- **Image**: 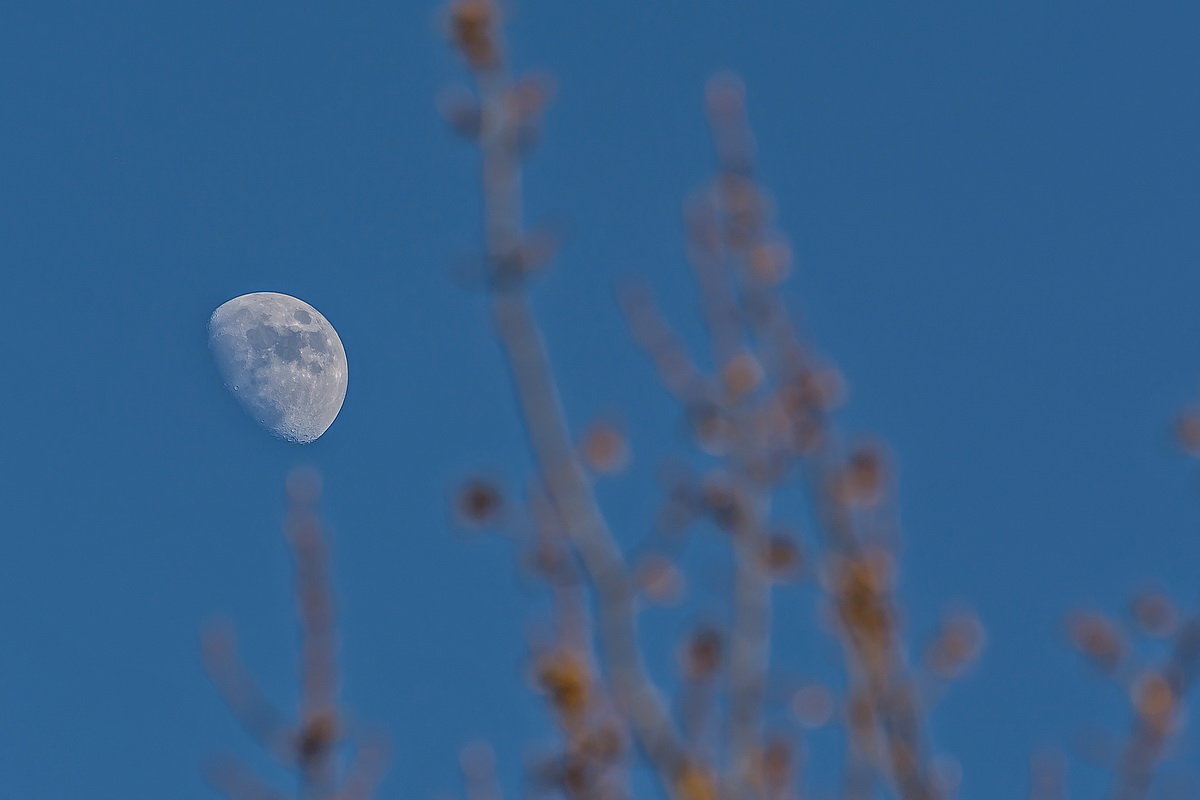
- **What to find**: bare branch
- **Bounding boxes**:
[446,2,689,794]
[205,468,385,800]
[201,621,295,764]
[205,755,292,800]
[285,467,341,799]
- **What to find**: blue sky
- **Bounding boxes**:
[4,1,1200,797]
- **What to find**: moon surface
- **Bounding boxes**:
[209,292,348,444]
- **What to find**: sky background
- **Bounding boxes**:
[4,1,1200,797]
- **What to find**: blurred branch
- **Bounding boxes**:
[444,6,958,800]
[287,469,340,799]
[206,755,293,800]
[446,1,688,795]
[704,74,942,800]
[202,621,294,764]
[339,736,391,800]
[1111,616,1200,800]
[204,468,386,800]
[618,281,704,403]
[697,76,776,800]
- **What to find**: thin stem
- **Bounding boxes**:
[287,475,339,800]
[457,12,689,793]
[489,291,686,783]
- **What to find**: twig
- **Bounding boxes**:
[1111,617,1200,800]
[202,621,294,764]
[698,76,776,800]
[446,2,688,794]
[204,468,386,800]
[286,468,340,799]
[205,755,293,800]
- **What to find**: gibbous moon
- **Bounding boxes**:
[209,292,348,444]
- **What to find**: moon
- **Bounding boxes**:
[208,292,348,444]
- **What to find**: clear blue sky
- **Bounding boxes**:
[4,1,1200,797]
